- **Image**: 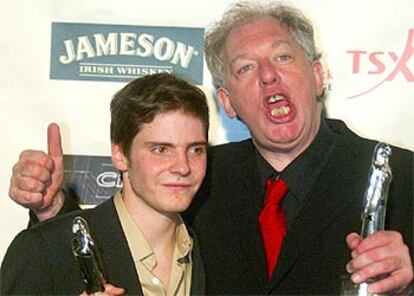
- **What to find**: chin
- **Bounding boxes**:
[164,200,193,214]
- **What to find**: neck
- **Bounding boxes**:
[132,209,177,252]
[122,185,178,252]
[120,183,180,287]
[258,149,299,172]
[255,117,321,171]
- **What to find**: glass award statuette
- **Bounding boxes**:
[360,143,392,238]
[72,216,106,293]
[341,142,392,296]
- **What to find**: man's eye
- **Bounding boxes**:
[190,146,206,155]
[237,64,253,75]
[276,54,292,63]
[152,146,167,154]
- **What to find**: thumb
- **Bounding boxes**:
[47,122,63,158]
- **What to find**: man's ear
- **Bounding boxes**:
[111,143,128,172]
[217,87,237,118]
[312,60,325,97]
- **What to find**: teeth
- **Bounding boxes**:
[271,106,290,116]
[268,95,284,103]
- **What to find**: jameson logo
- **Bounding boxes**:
[50,22,204,84]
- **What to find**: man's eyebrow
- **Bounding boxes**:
[271,39,292,49]
[145,142,174,147]
[189,141,208,147]
[145,141,207,147]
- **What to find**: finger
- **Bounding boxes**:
[347,241,392,273]
[14,174,47,193]
[47,123,63,158]
[94,290,123,296]
[13,161,52,183]
[350,256,403,284]
[103,283,125,296]
[346,232,363,259]
[18,150,54,172]
[8,187,44,208]
[367,268,413,294]
[346,232,362,250]
[355,231,401,254]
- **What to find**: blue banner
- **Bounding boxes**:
[50,22,204,84]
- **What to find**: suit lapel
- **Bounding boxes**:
[189,229,206,295]
[86,199,207,295]
[268,167,346,289]
[267,136,366,292]
[87,199,144,295]
[227,148,268,290]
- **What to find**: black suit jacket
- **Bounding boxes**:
[1,198,205,295]
[186,119,413,295]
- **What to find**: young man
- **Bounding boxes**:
[7,1,414,295]
[1,73,208,295]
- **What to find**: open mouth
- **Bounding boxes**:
[267,95,291,117]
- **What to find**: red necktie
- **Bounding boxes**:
[259,177,288,281]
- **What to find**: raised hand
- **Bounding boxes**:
[9,123,66,221]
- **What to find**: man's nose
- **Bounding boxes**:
[170,153,191,176]
[259,60,280,86]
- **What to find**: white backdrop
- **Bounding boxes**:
[1,0,413,261]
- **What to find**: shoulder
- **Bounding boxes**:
[208,138,255,164]
[326,118,413,158]
[5,198,115,255]
[3,207,84,262]
[1,199,115,294]
[324,119,413,199]
[326,118,374,147]
[0,210,79,293]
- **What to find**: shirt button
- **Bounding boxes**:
[152,277,160,285]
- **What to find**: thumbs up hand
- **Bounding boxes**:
[9,123,66,222]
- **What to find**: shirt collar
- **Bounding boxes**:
[175,215,193,264]
[256,118,336,203]
[113,190,193,270]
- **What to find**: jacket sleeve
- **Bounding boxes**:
[28,189,81,228]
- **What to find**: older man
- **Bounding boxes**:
[7,1,413,295]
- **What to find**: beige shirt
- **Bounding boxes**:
[114,191,193,296]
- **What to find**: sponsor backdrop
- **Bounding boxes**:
[0,0,413,261]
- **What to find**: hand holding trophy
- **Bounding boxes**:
[341,142,392,296]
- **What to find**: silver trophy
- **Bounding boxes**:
[341,142,392,296]
[72,216,106,293]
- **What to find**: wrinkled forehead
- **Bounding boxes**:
[221,18,295,56]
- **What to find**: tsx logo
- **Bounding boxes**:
[50,22,204,84]
[347,28,414,98]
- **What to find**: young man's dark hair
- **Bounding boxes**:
[110,73,209,157]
